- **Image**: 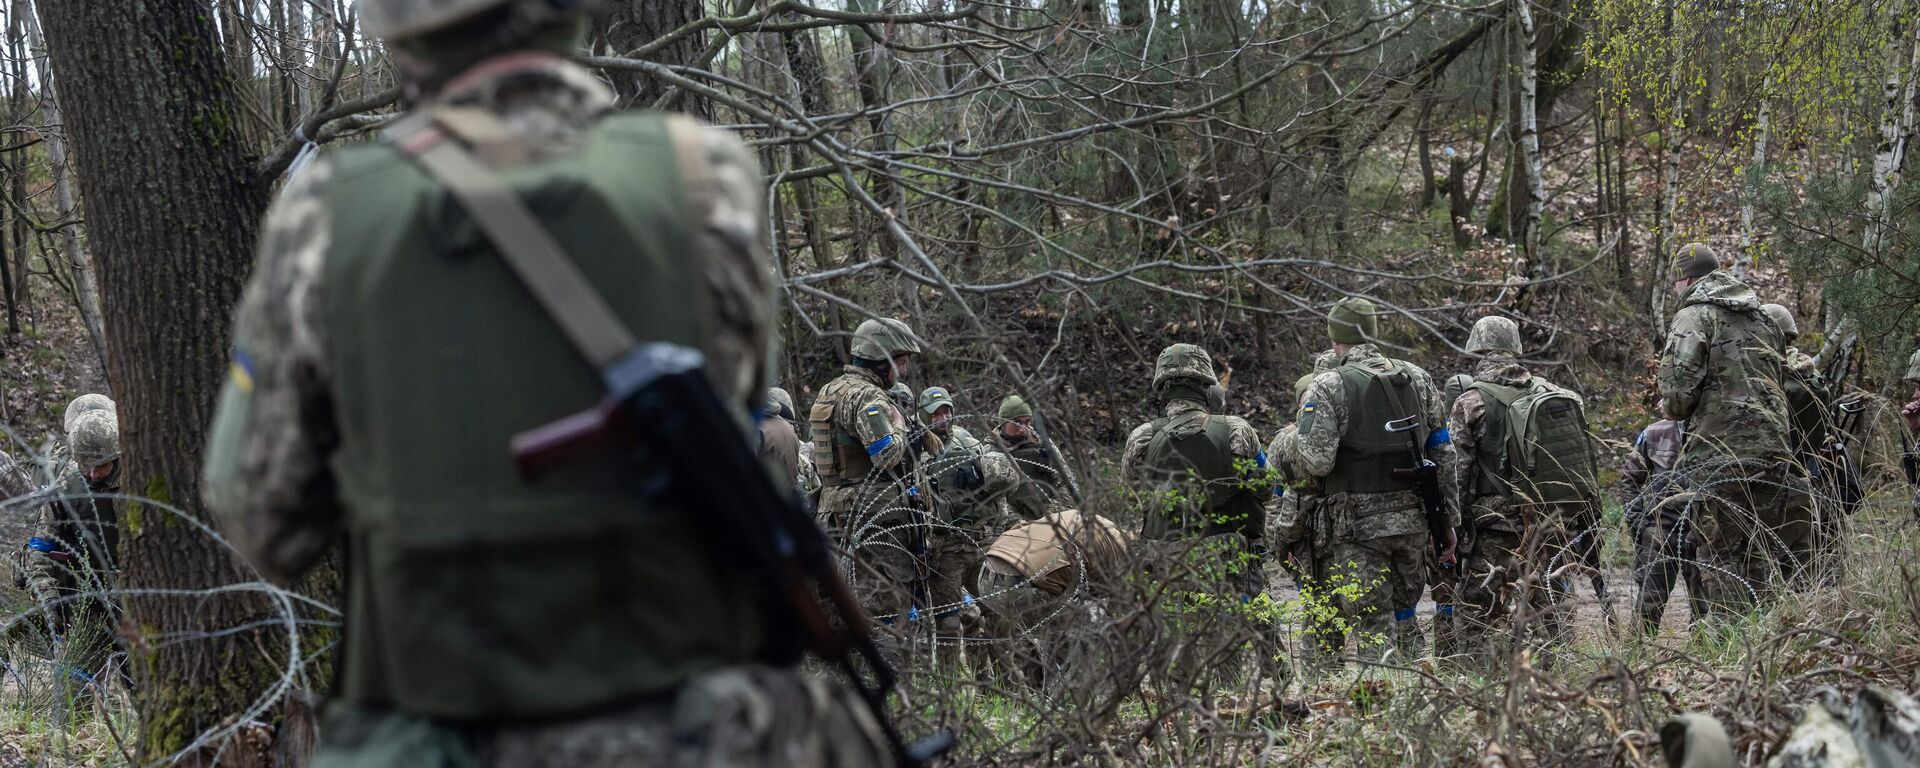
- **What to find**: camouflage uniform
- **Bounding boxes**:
[1448,355,1588,661]
[1119,345,1267,547]
[27,409,122,699]
[1764,305,1840,587]
[810,362,924,618]
[759,389,803,495]
[1657,267,1808,616]
[976,510,1131,690]
[1618,418,1701,634]
[1275,331,1458,661]
[915,386,1020,631]
[200,16,887,764]
[993,395,1080,521]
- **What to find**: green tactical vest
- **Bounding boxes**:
[1467,379,1596,507]
[322,111,763,721]
[1324,358,1421,494]
[1139,412,1261,540]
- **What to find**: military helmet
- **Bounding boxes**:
[1151,343,1218,391]
[888,383,917,414]
[849,318,922,363]
[998,395,1034,421]
[920,386,956,417]
[1761,304,1797,339]
[1671,242,1719,281]
[1903,349,1920,385]
[765,387,796,420]
[1465,316,1523,355]
[62,394,116,435]
[1293,374,1316,406]
[361,0,601,41]
[1444,373,1475,405]
[68,410,120,469]
[1327,297,1379,345]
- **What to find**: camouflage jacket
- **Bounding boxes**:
[201,57,773,582]
[27,462,118,603]
[1657,270,1793,471]
[995,426,1078,519]
[1448,355,1535,532]
[1119,399,1263,493]
[1262,424,1319,548]
[1277,344,1460,541]
[812,366,910,486]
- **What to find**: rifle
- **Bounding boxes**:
[1386,414,1455,568]
[512,343,954,767]
[1824,398,1868,516]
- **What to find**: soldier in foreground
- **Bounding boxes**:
[1448,316,1600,663]
[1274,298,1457,660]
[1657,243,1807,618]
[1618,402,1699,635]
[993,394,1080,520]
[201,0,891,763]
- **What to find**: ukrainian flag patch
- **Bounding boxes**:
[229,349,257,393]
[1300,402,1318,414]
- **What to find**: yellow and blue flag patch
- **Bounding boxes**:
[229,349,257,393]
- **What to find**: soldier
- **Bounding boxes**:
[1432,370,1473,658]
[200,0,890,762]
[993,395,1080,520]
[1448,316,1601,662]
[766,386,819,499]
[977,509,1132,689]
[760,388,803,493]
[27,409,122,703]
[1657,243,1807,617]
[914,385,1020,631]
[1618,403,1701,635]
[1761,304,1841,586]
[1267,373,1348,663]
[1273,298,1457,660]
[1120,344,1268,549]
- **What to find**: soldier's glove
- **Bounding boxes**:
[1903,400,1920,432]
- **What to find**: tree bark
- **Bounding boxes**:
[6,0,30,313]
[602,0,710,117]
[34,0,280,762]
[1736,83,1770,282]
[1651,0,1682,340]
[1515,0,1544,267]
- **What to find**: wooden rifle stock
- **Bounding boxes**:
[510,398,629,482]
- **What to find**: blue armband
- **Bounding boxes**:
[1426,428,1451,449]
[1436,604,1454,617]
[1394,607,1416,622]
[27,537,56,553]
[1273,486,1286,499]
[1255,451,1269,470]
[865,435,895,457]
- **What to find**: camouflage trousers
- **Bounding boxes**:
[1456,523,1573,667]
[311,666,893,768]
[1426,551,1457,659]
[1680,464,1813,618]
[923,528,984,633]
[818,484,926,623]
[1631,496,1705,635]
[1312,532,1426,662]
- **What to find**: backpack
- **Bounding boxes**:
[1470,379,1598,508]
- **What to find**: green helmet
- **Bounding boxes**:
[920,386,956,417]
[1761,304,1797,340]
[1671,242,1719,281]
[68,410,119,469]
[62,394,116,435]
[361,0,600,41]
[1327,297,1379,345]
[850,318,922,363]
[1444,373,1474,404]
[998,395,1034,421]
[888,383,917,414]
[1293,374,1316,406]
[1152,343,1218,391]
[1465,316,1522,355]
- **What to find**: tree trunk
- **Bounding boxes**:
[6,0,30,313]
[1651,0,1683,340]
[602,0,710,117]
[1736,84,1771,282]
[24,9,108,369]
[1416,95,1436,211]
[1515,0,1544,268]
[34,0,281,762]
